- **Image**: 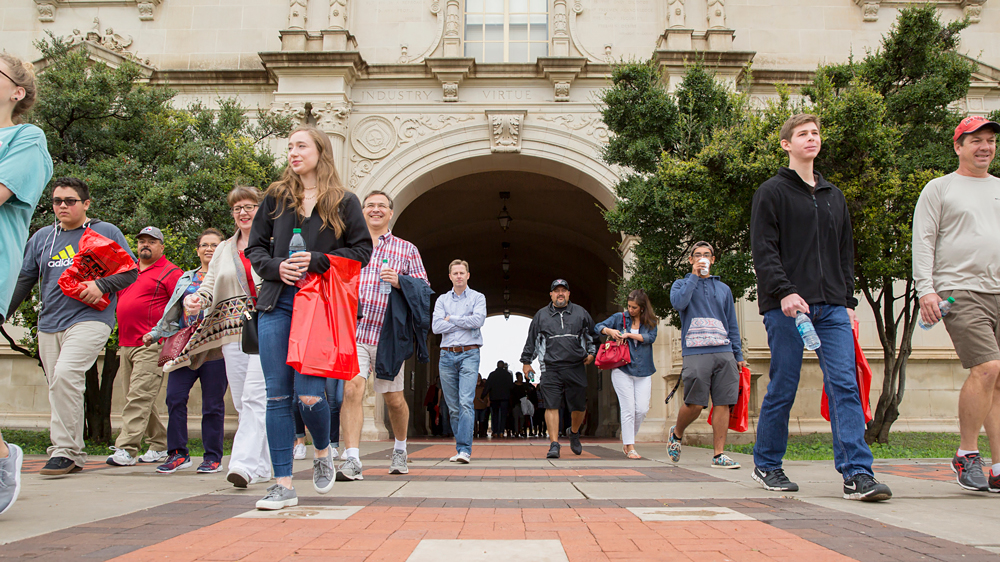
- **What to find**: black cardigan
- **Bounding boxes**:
[246,191,373,312]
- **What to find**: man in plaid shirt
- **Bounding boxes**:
[338,190,429,481]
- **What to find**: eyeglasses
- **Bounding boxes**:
[52,198,82,207]
[364,202,391,210]
[232,204,258,214]
[198,243,219,249]
[692,252,713,258]
[0,68,19,88]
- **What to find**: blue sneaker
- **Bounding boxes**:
[667,425,682,462]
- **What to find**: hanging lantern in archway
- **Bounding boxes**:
[497,191,512,232]
[503,287,510,302]
[504,307,511,320]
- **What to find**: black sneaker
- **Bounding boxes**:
[988,468,999,493]
[39,456,79,476]
[546,441,561,459]
[843,473,892,502]
[951,453,989,491]
[752,467,799,492]
[569,431,583,455]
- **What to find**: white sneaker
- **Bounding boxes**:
[138,449,168,463]
[106,449,136,466]
[293,443,307,460]
[340,449,348,461]
[450,452,471,464]
[329,447,339,459]
[449,453,462,462]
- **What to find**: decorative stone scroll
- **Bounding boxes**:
[313,101,352,136]
[487,111,527,153]
[537,113,609,144]
[34,0,162,22]
[855,0,987,23]
[270,101,308,124]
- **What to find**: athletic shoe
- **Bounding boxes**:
[752,467,799,492]
[313,456,335,494]
[843,473,892,502]
[156,453,192,474]
[988,468,999,493]
[667,426,681,463]
[138,449,168,464]
[951,453,989,491]
[227,468,250,488]
[197,460,222,474]
[389,449,408,474]
[107,449,137,467]
[329,447,339,460]
[293,443,307,461]
[0,444,24,516]
[39,456,79,475]
[250,474,271,485]
[569,431,583,455]
[340,449,349,461]
[255,484,297,511]
[455,452,471,464]
[336,457,364,481]
[547,441,561,459]
[711,454,741,469]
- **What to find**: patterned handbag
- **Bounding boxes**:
[595,313,632,370]
[158,321,200,367]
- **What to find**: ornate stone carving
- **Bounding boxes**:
[553,0,568,36]
[288,0,308,30]
[855,1,986,24]
[398,44,409,64]
[271,101,308,124]
[328,0,347,30]
[554,81,571,102]
[350,154,379,188]
[859,0,879,21]
[443,0,461,56]
[36,2,56,22]
[537,113,610,143]
[442,82,459,102]
[667,0,686,28]
[66,18,151,65]
[963,0,986,23]
[604,44,613,58]
[137,2,155,21]
[313,101,352,136]
[487,111,526,153]
[707,0,726,29]
[352,116,397,159]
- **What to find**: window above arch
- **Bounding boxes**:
[465,0,549,63]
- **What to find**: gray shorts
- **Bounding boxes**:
[680,352,739,408]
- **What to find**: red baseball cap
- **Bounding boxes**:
[953,115,1000,142]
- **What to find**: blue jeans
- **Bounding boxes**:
[754,305,874,479]
[438,348,480,455]
[258,286,331,478]
[165,358,228,462]
[293,377,343,447]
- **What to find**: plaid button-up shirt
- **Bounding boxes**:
[356,232,429,346]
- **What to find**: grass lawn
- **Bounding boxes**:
[1,428,233,458]
[696,432,992,461]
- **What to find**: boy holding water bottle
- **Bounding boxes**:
[749,113,891,501]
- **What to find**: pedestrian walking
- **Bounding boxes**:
[913,114,1000,493]
[666,245,742,468]
[0,52,52,513]
[147,229,229,474]
[432,259,487,463]
[9,177,136,475]
[750,113,891,501]
[595,289,658,459]
[484,361,514,438]
[174,186,272,489]
[244,125,372,510]
[474,375,490,439]
[520,279,595,458]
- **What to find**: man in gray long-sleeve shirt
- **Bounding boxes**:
[8,178,136,475]
[912,115,1000,493]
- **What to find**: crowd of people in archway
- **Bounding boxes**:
[4,48,1000,518]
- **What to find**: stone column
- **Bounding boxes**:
[443,0,461,57]
[552,0,570,57]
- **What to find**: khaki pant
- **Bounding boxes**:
[113,345,168,456]
[38,321,113,466]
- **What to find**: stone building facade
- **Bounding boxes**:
[2,0,998,441]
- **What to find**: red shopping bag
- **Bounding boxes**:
[820,319,874,423]
[708,365,751,432]
[57,227,137,311]
[286,254,361,380]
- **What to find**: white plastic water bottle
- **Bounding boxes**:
[918,297,955,330]
[379,258,392,294]
[289,228,308,287]
[795,311,821,350]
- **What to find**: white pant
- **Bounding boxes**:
[222,342,271,479]
[611,369,652,446]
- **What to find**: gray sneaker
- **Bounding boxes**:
[389,449,408,475]
[336,457,364,481]
[313,456,335,494]
[255,484,298,511]
[0,444,24,516]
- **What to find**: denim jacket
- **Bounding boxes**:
[146,268,199,342]
[594,312,658,377]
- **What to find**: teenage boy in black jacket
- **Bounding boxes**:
[750,114,891,502]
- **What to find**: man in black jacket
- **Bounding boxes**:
[483,361,514,438]
[750,114,891,502]
[520,279,595,458]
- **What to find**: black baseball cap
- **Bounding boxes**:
[550,279,569,291]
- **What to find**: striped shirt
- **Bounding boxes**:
[356,232,429,346]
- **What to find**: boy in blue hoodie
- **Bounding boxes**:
[668,241,745,469]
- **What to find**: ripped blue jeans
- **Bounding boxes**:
[258,286,331,478]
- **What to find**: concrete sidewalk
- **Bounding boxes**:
[1,439,998,561]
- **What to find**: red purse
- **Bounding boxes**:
[158,322,200,367]
[595,313,632,370]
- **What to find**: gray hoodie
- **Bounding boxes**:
[9,220,137,333]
